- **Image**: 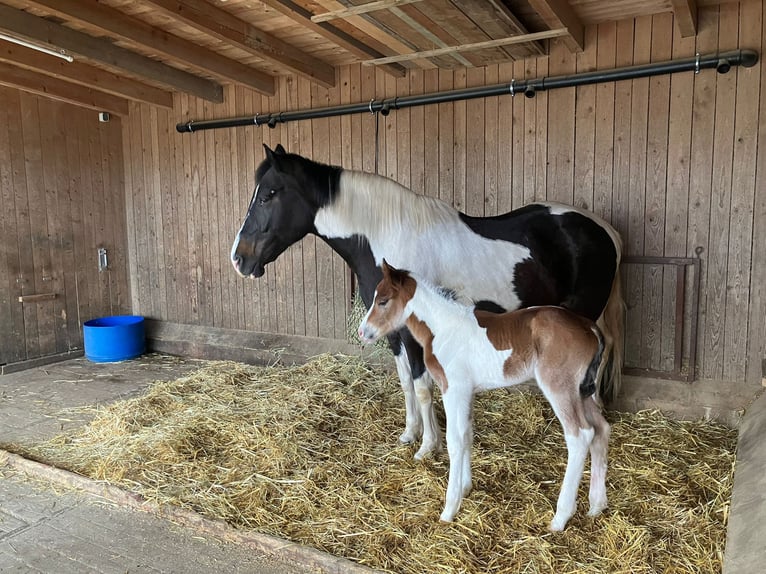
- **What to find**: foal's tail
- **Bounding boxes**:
[596,271,625,404]
[580,325,605,399]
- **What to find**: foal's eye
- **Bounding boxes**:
[377,299,389,307]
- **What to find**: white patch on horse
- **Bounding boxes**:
[231,183,261,268]
[316,170,531,311]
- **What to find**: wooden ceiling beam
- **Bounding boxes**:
[0,4,223,102]
[260,0,406,78]
[313,0,426,67]
[364,28,568,66]
[0,60,129,115]
[526,0,584,52]
[670,0,698,37]
[22,0,276,95]
[144,0,336,88]
[311,0,424,23]
[0,42,173,108]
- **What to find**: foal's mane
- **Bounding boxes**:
[338,170,459,235]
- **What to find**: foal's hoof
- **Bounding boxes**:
[587,503,607,518]
[549,515,570,532]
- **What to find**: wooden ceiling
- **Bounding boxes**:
[0,0,717,115]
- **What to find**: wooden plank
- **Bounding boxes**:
[327,78,347,339]
[0,62,130,116]
[0,44,173,108]
[495,61,514,214]
[686,8,717,378]
[423,69,440,198]
[37,99,67,352]
[464,67,482,215]
[394,5,474,67]
[437,69,454,206]
[90,105,111,319]
[298,76,318,337]
[260,0,407,78]
[409,68,425,195]
[20,95,55,356]
[534,56,548,202]
[363,28,568,66]
[642,13,672,371]
[453,67,468,213]
[0,4,223,102]
[202,99,222,328]
[724,0,760,382]
[746,0,766,386]
[24,0,276,95]
[522,58,538,205]
[105,115,129,315]
[145,0,336,88]
[593,22,616,221]
[703,3,738,380]
[510,58,526,209]
[574,26,597,213]
[625,16,649,369]
[664,22,696,375]
[312,0,424,22]
[121,101,139,314]
[483,64,498,216]
[0,87,26,363]
[546,39,575,205]
[156,107,177,322]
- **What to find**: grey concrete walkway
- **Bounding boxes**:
[0,467,306,574]
[724,389,766,573]
[0,354,371,574]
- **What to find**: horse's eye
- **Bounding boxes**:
[378,299,389,307]
[259,189,277,205]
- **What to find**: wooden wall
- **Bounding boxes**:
[0,88,130,366]
[122,2,766,388]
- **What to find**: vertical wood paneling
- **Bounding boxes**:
[115,4,765,388]
[746,0,766,385]
[0,89,129,365]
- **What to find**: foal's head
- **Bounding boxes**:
[358,261,416,344]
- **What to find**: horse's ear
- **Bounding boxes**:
[381,259,393,277]
[263,144,286,172]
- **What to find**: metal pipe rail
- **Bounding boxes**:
[176,49,758,133]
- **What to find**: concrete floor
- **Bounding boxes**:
[0,354,372,574]
[1,352,763,573]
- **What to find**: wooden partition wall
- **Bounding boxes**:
[0,89,130,367]
[122,3,765,389]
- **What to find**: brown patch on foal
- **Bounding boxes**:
[406,316,448,393]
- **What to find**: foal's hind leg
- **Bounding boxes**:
[414,372,441,460]
[542,382,594,532]
[583,395,610,517]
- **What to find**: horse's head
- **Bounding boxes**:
[231,144,334,278]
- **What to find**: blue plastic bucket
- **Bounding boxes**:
[83,315,146,363]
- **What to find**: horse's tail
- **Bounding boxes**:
[596,270,625,404]
[580,324,605,398]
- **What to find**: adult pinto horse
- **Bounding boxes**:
[232,144,624,460]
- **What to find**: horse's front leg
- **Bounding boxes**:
[391,339,422,444]
[401,334,442,459]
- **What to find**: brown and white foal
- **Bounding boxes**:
[358,261,610,531]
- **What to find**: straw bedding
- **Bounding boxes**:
[23,355,735,573]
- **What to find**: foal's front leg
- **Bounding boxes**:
[440,387,474,522]
[413,371,441,460]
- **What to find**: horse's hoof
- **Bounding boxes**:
[587,503,607,517]
[399,430,418,444]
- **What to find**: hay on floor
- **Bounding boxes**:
[25,355,735,573]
